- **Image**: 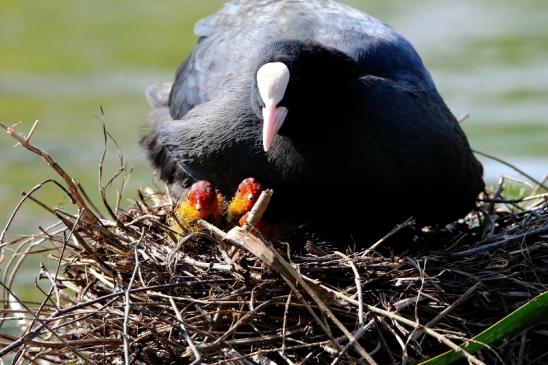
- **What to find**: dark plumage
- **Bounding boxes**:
[142,0,484,240]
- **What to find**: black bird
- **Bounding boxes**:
[142,0,484,240]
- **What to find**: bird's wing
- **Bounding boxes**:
[168,0,412,119]
[145,82,172,109]
[144,85,274,193]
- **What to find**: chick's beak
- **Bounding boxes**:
[262,104,288,152]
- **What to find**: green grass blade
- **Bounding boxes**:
[419,291,548,365]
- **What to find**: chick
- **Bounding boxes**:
[227,177,263,226]
[170,180,224,236]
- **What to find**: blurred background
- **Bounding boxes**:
[1,0,547,237]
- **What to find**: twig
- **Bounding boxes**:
[244,189,273,227]
[451,225,548,257]
[457,113,471,123]
[517,330,528,365]
[363,304,486,365]
[0,280,94,364]
[0,280,229,358]
[281,292,292,355]
[331,319,376,365]
[0,122,100,225]
[123,234,144,365]
[169,297,202,364]
[361,218,415,257]
[226,191,379,364]
[334,252,364,325]
[424,282,480,329]
[473,149,548,191]
[0,180,57,245]
[97,111,136,237]
[197,219,228,241]
[227,230,341,338]
[38,264,61,310]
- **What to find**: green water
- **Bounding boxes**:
[1,0,547,236]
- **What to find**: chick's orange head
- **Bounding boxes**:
[186,180,222,219]
[229,178,263,214]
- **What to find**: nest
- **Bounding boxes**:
[0,122,547,364]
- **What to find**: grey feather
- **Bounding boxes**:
[169,0,431,120]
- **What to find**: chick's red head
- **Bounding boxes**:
[229,177,262,213]
[186,180,222,220]
[237,178,263,205]
[227,178,263,224]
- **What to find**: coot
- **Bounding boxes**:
[142,0,484,239]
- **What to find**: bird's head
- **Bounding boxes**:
[184,180,223,220]
[227,177,263,224]
[252,39,360,152]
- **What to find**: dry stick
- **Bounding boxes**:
[216,239,243,274]
[451,225,548,257]
[195,298,279,352]
[517,329,528,365]
[226,234,340,344]
[364,304,486,365]
[414,259,427,329]
[457,113,471,124]
[244,189,273,227]
[409,270,481,341]
[197,220,246,275]
[226,192,378,365]
[335,252,364,325]
[281,292,292,354]
[38,264,62,310]
[330,253,373,363]
[98,115,136,238]
[169,297,202,365]
[115,169,132,214]
[331,319,376,365]
[50,298,119,332]
[6,337,121,349]
[361,218,415,257]
[377,316,408,357]
[0,280,229,358]
[210,341,332,365]
[77,182,105,219]
[373,319,397,364]
[103,122,132,215]
[123,235,143,365]
[1,225,63,332]
[423,282,480,330]
[473,149,548,191]
[52,210,82,285]
[122,214,161,227]
[0,122,99,225]
[23,195,114,273]
[0,179,59,245]
[0,280,94,364]
[269,245,484,363]
[179,256,233,272]
[197,220,227,241]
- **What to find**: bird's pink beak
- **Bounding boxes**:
[262,104,288,152]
